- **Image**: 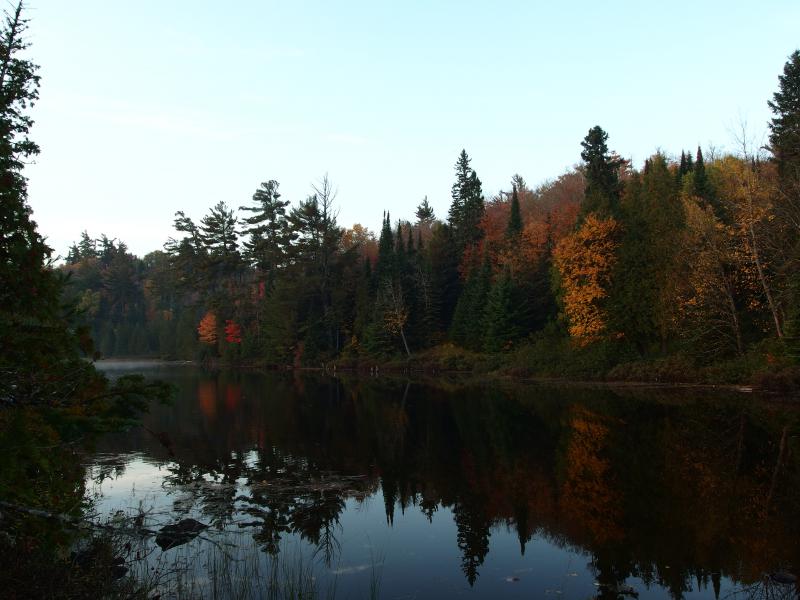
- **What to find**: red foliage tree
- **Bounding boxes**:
[224,319,242,344]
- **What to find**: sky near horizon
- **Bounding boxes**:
[23,1,800,257]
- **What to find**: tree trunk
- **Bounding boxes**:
[765,425,789,514]
[748,222,783,338]
[724,281,744,356]
[399,326,411,357]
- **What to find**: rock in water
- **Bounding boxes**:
[155,518,208,550]
[769,572,797,585]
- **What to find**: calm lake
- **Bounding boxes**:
[90,363,800,599]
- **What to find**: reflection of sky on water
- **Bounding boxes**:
[86,455,738,599]
[87,364,800,599]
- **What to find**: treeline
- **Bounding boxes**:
[63,51,800,378]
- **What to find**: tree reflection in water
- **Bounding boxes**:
[94,370,800,596]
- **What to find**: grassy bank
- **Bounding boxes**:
[325,336,800,394]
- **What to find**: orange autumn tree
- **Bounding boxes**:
[197,311,218,345]
[553,214,620,344]
[559,405,623,545]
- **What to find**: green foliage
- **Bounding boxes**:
[450,255,491,350]
[505,185,523,238]
[612,153,683,354]
[768,50,800,177]
[785,271,800,364]
[240,179,293,288]
[579,125,622,219]
[38,44,800,388]
[504,326,634,379]
[448,149,485,251]
[415,196,435,223]
[482,269,524,353]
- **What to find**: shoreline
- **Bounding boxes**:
[92,356,799,397]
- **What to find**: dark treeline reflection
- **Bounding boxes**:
[97,371,800,595]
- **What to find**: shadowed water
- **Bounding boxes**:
[89,364,800,599]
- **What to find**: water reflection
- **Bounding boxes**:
[92,369,800,598]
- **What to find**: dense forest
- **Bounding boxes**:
[1,1,799,596]
[61,50,800,384]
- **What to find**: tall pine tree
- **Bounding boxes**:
[448,150,485,252]
[579,126,622,219]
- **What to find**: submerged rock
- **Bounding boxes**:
[769,572,797,585]
[155,518,208,550]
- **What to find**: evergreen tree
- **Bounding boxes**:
[0,2,93,406]
[483,269,523,352]
[352,256,375,345]
[98,234,118,265]
[200,201,239,260]
[693,146,725,221]
[768,50,800,178]
[66,243,80,264]
[693,146,709,199]
[612,153,682,353]
[78,230,97,259]
[448,150,485,251]
[450,254,491,349]
[240,179,293,288]
[426,223,461,337]
[375,211,395,282]
[506,184,523,238]
[198,201,240,309]
[511,173,526,193]
[785,273,800,363]
[579,126,622,219]
[768,51,800,356]
[415,196,435,223]
[676,151,687,182]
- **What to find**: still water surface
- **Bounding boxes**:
[90,363,800,599]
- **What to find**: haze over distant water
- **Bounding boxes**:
[25,0,800,257]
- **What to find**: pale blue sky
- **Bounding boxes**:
[24,1,800,257]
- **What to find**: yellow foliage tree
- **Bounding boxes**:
[713,156,784,338]
[553,214,620,345]
[676,198,747,356]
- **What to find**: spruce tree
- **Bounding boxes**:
[450,254,491,349]
[693,146,709,199]
[693,146,725,221]
[506,184,523,238]
[448,149,485,251]
[676,151,687,183]
[0,2,84,404]
[612,153,682,354]
[426,223,461,336]
[483,269,523,352]
[415,196,435,223]
[579,126,621,219]
[768,50,800,178]
[0,4,170,411]
[375,211,395,282]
